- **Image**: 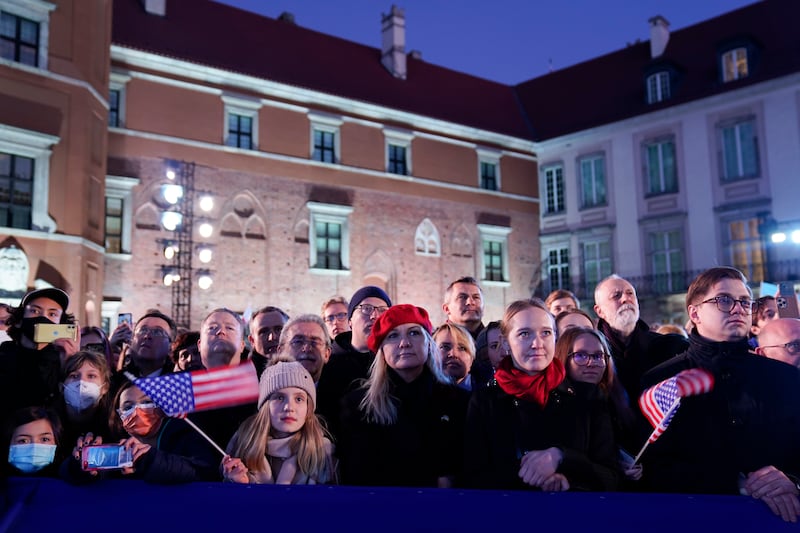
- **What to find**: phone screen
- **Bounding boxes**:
[118,313,133,326]
[81,445,134,471]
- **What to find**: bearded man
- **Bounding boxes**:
[593,274,687,405]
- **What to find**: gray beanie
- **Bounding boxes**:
[258,361,316,409]
[347,285,392,319]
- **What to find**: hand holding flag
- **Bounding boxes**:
[633,367,714,464]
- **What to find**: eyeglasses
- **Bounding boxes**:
[355,304,389,317]
[760,341,800,355]
[568,352,607,366]
[324,312,348,324]
[117,402,156,419]
[288,337,325,350]
[699,295,756,315]
[134,327,169,338]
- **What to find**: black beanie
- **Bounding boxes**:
[348,286,392,319]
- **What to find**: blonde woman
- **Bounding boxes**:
[337,304,469,488]
[432,322,476,390]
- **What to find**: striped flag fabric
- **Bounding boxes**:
[638,368,714,443]
[129,363,259,417]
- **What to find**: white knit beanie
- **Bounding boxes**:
[258,361,316,409]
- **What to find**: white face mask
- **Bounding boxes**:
[8,443,57,473]
[63,380,103,411]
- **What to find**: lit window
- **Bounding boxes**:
[478,224,511,283]
[722,47,748,82]
[105,175,139,255]
[728,218,765,282]
[547,247,570,292]
[307,202,352,272]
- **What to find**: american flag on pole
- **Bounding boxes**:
[128,362,259,417]
[638,368,715,443]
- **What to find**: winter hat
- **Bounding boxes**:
[21,287,69,312]
[347,286,392,319]
[258,360,316,409]
[367,304,433,353]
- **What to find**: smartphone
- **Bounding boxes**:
[777,282,800,318]
[81,445,134,471]
[33,323,78,343]
[118,313,133,327]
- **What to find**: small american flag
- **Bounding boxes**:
[639,368,714,443]
[129,363,259,417]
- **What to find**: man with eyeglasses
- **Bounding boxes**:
[593,274,688,406]
[121,310,176,378]
[277,314,331,382]
[247,306,289,379]
[317,285,392,441]
[756,318,800,368]
[321,295,350,340]
[642,267,800,523]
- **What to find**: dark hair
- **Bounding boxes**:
[80,326,113,369]
[444,276,482,303]
[250,306,289,326]
[685,266,751,308]
[170,330,200,365]
[555,308,595,332]
[135,310,177,341]
[3,406,65,474]
[753,295,776,327]
[5,304,76,342]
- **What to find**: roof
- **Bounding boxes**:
[514,0,800,140]
[110,0,533,140]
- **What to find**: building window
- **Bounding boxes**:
[0,2,53,69]
[222,95,260,150]
[226,113,253,149]
[728,218,765,282]
[649,230,684,293]
[0,124,58,232]
[543,164,565,214]
[480,161,498,191]
[719,118,758,182]
[578,154,606,208]
[310,112,343,164]
[583,240,612,295]
[646,71,671,104]
[388,144,408,175]
[384,128,412,175]
[105,196,123,253]
[414,218,440,256]
[307,202,352,272]
[0,151,33,229]
[547,247,570,292]
[0,11,38,66]
[108,89,121,128]
[722,47,748,82]
[644,137,677,195]
[478,148,501,191]
[478,224,511,283]
[105,175,139,255]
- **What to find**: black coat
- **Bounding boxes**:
[0,340,62,420]
[337,366,469,488]
[464,377,619,491]
[597,318,688,405]
[640,332,800,494]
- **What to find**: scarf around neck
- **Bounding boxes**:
[254,435,307,485]
[494,356,565,408]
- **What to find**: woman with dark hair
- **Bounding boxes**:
[3,406,64,477]
[80,326,114,370]
[464,299,618,492]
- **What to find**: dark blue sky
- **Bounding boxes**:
[216,0,756,84]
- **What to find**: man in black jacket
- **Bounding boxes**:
[642,267,800,523]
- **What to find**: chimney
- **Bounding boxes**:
[140,0,166,16]
[381,5,406,79]
[648,15,670,58]
[278,12,296,24]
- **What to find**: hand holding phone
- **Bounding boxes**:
[33,323,78,343]
[118,313,132,327]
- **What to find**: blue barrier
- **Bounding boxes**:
[1,477,796,532]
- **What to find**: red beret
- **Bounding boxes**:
[367,304,433,353]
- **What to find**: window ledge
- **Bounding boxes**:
[482,280,511,288]
[309,268,351,277]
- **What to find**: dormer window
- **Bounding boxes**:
[646,71,671,104]
[722,47,748,82]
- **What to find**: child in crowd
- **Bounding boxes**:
[222,358,336,484]
[4,406,64,477]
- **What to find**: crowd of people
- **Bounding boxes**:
[2,269,800,522]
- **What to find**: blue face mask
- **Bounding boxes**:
[8,443,57,473]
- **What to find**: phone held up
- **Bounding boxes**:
[81,445,134,471]
[33,323,78,343]
[118,313,133,327]
[777,282,800,319]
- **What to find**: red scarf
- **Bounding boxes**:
[494,356,565,408]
